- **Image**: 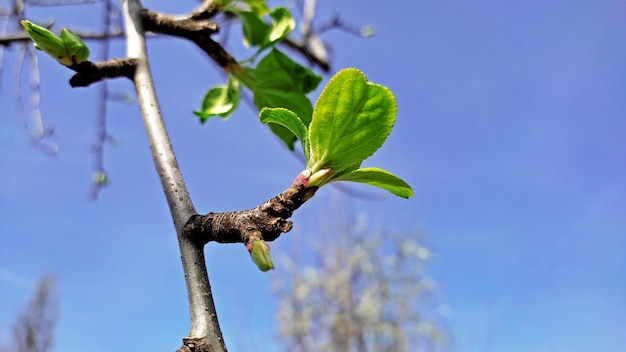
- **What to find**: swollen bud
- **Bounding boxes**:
[21,20,90,66]
[307,167,332,187]
[247,240,275,272]
[21,20,68,64]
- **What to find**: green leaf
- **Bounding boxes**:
[236,10,268,47]
[194,77,240,122]
[332,167,413,199]
[259,107,310,159]
[308,68,396,173]
[235,7,293,52]
[267,7,295,44]
[253,49,321,98]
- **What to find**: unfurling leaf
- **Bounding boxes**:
[21,20,68,64]
[59,28,90,64]
[259,107,310,159]
[248,240,275,272]
[21,20,89,66]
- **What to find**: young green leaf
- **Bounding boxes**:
[253,91,312,150]
[308,68,396,173]
[259,107,310,160]
[194,77,240,122]
[21,21,91,66]
[332,167,414,199]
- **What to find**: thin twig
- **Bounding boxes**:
[90,0,114,199]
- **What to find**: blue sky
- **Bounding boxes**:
[1,0,625,351]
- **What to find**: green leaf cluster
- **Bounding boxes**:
[194,4,320,149]
[21,20,90,66]
[195,48,321,149]
[260,68,413,199]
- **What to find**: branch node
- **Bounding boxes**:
[69,58,138,87]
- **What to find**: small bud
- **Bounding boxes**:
[92,171,108,186]
[248,240,275,272]
[360,25,375,38]
[307,167,332,187]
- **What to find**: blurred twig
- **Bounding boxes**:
[89,0,114,199]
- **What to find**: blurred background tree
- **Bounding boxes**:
[2,275,58,352]
[274,211,448,352]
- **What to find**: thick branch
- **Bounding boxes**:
[122,1,226,351]
[140,8,239,72]
[187,0,220,21]
[185,182,318,246]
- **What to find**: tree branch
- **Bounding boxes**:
[185,181,318,246]
[121,1,226,351]
[140,8,240,73]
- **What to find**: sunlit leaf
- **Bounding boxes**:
[267,7,295,44]
[308,68,396,173]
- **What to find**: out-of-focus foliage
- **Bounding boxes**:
[274,214,448,352]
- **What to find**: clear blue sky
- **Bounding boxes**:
[1,0,625,351]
